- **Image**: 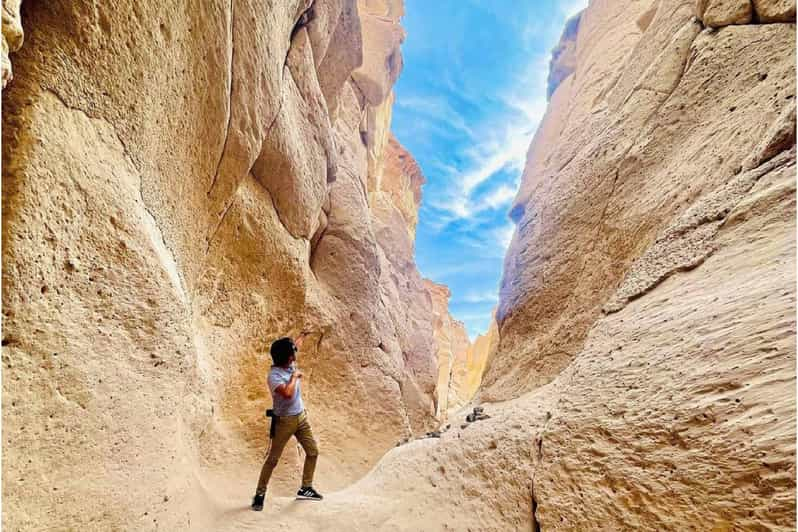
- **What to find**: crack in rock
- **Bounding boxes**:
[604,147,796,313]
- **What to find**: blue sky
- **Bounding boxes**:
[393,0,588,339]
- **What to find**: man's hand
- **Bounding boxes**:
[294,331,309,349]
[294,370,303,379]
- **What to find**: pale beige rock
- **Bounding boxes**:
[364,92,395,194]
[484,0,796,528]
[462,312,498,401]
[637,1,659,31]
[3,0,796,530]
[313,0,363,116]
[226,0,797,529]
[352,0,405,105]
[207,2,796,526]
[2,0,441,529]
[424,280,472,419]
[701,0,753,26]
[379,134,425,237]
[752,0,797,20]
[491,0,793,400]
[1,0,22,88]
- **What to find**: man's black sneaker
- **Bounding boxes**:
[296,486,323,501]
[251,493,265,511]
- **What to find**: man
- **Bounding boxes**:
[251,334,322,511]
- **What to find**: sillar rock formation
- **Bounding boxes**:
[2,0,797,532]
[1,0,474,529]
[425,279,488,420]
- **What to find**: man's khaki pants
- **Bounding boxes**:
[256,411,318,495]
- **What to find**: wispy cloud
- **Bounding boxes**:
[455,290,499,304]
[395,94,475,139]
[560,0,589,20]
[449,220,516,262]
[482,184,517,211]
[395,1,589,338]
[493,222,516,250]
[420,32,555,226]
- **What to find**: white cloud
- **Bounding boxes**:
[482,184,517,211]
[493,222,516,250]
[560,0,589,20]
[423,44,552,226]
[456,290,499,304]
[426,115,538,222]
[395,95,475,139]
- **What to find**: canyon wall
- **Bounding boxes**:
[1,0,445,529]
[478,0,796,527]
[216,1,795,530]
[2,0,796,530]
[425,279,472,419]
[484,0,796,401]
[461,313,498,402]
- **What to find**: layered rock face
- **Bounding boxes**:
[486,0,796,401]
[216,0,795,530]
[3,0,796,530]
[2,0,440,529]
[424,280,472,419]
[1,0,22,88]
[478,0,795,528]
[461,313,498,401]
[267,1,793,529]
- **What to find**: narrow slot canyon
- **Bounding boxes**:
[2,0,796,531]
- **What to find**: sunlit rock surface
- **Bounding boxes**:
[2,0,795,530]
[1,0,22,87]
[424,280,472,420]
[221,1,796,530]
[2,0,440,529]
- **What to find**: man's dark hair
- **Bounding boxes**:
[270,337,296,366]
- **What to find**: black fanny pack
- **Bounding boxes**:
[265,409,276,438]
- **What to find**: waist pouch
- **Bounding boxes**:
[265,409,276,439]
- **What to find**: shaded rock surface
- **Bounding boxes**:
[547,11,582,98]
[462,312,499,400]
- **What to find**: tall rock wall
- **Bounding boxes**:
[424,280,472,420]
[2,0,440,529]
[461,313,498,402]
[2,0,796,530]
[232,0,795,528]
[484,0,796,401]
[271,1,794,530]
[242,1,794,530]
[474,0,795,528]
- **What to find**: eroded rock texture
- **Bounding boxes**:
[461,312,498,402]
[547,11,581,99]
[425,280,472,420]
[271,1,795,529]
[2,0,441,529]
[3,0,796,530]
[1,0,22,87]
[480,0,796,528]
